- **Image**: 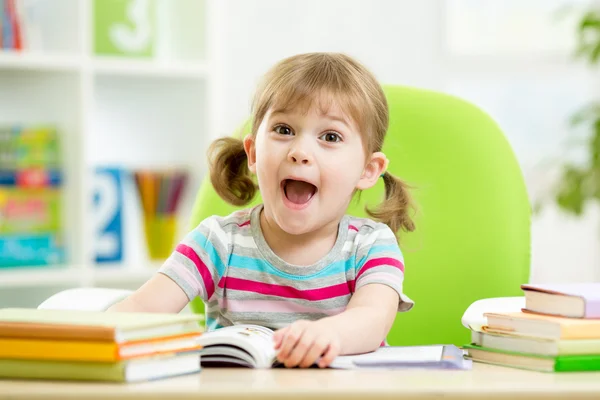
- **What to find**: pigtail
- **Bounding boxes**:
[366,172,416,238]
[207,137,257,206]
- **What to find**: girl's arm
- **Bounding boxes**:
[322,283,399,353]
[274,283,400,367]
[322,283,399,354]
[107,274,190,313]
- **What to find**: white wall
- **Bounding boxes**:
[218,0,600,283]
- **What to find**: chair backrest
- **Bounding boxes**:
[188,85,531,346]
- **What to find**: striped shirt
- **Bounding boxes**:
[159,204,414,331]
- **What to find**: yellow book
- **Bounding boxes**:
[0,332,203,362]
[484,312,600,340]
[0,338,118,362]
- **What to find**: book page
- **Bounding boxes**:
[197,325,276,368]
[329,346,446,369]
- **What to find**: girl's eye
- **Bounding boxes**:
[274,125,293,136]
[320,132,342,143]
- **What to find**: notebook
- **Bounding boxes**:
[521,283,600,318]
[329,345,471,370]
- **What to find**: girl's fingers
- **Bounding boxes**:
[299,338,328,368]
[285,333,315,368]
[318,341,341,368]
[273,327,289,349]
[277,324,305,362]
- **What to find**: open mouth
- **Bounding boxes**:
[282,179,317,205]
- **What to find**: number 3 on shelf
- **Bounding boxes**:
[109,0,153,53]
[94,0,155,56]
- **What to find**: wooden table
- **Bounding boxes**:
[1,363,600,400]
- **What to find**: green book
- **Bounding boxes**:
[0,351,201,382]
[464,344,600,372]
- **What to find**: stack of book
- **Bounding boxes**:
[0,308,205,382]
[464,283,600,372]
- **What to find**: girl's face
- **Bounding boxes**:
[244,100,387,236]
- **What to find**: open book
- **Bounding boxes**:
[197,325,277,368]
[196,324,470,369]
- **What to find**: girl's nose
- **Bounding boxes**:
[288,148,311,165]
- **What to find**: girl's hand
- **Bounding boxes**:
[273,319,341,368]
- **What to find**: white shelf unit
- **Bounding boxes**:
[0,0,223,297]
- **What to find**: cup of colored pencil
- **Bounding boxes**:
[133,169,188,260]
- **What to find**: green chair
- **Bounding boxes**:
[187,85,531,347]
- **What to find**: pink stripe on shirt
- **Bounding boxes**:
[218,298,346,315]
[357,257,405,280]
[162,259,205,299]
[176,243,215,299]
[349,258,404,292]
[218,277,351,301]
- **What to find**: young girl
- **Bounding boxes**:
[109,52,416,368]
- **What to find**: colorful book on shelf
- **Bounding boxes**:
[0,233,64,267]
[521,283,600,319]
[4,0,20,50]
[2,0,13,49]
[0,169,62,187]
[0,125,64,268]
[0,331,202,362]
[0,308,204,342]
[0,1,4,48]
[464,344,600,372]
[0,187,61,233]
[0,126,60,169]
[483,312,600,340]
[0,0,3,47]
[0,351,201,382]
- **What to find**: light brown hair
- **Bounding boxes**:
[208,52,415,236]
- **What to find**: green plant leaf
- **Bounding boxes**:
[551,6,600,214]
[579,11,600,30]
[575,10,600,63]
[570,103,600,126]
[556,166,587,215]
[592,119,600,165]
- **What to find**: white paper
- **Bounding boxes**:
[329,346,445,369]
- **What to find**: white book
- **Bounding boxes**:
[471,330,600,356]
